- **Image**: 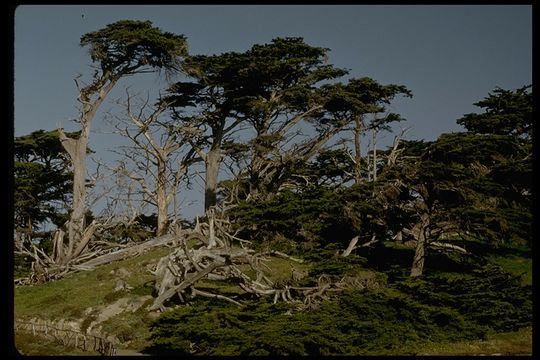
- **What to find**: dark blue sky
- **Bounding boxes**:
[14,5,532,218]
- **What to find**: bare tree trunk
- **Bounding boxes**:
[58,75,117,266]
[68,140,88,261]
[58,129,90,264]
[114,95,197,237]
[387,127,410,167]
[79,234,176,269]
[353,116,363,185]
[204,147,221,211]
[410,214,430,278]
[156,160,168,236]
[429,242,468,254]
[342,236,359,257]
[372,128,377,182]
[410,235,425,278]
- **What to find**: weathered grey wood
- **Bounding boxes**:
[80,234,176,269]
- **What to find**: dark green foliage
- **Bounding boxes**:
[14,130,73,230]
[289,148,356,187]
[456,85,532,140]
[229,179,401,255]
[145,286,498,355]
[14,129,76,278]
[422,132,531,246]
[80,20,187,74]
[146,259,530,355]
[397,265,532,332]
[379,102,532,265]
[323,77,412,118]
[230,187,354,251]
[235,37,348,110]
[305,248,371,280]
[424,132,525,165]
[14,254,33,278]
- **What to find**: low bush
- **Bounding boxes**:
[144,262,531,356]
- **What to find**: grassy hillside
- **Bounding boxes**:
[14,245,312,353]
[14,243,532,355]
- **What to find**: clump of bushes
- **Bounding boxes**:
[144,263,530,356]
[397,264,532,332]
[229,187,355,252]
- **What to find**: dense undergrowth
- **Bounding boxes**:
[144,242,532,356]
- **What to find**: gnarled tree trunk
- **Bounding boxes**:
[410,213,430,278]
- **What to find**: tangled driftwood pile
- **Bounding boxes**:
[147,208,382,311]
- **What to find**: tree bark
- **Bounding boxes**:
[353,116,363,185]
[410,214,430,278]
[156,159,169,236]
[149,260,226,311]
[79,234,176,269]
[387,127,409,167]
[26,217,33,245]
[59,129,89,264]
[372,128,377,182]
[342,236,359,257]
[58,76,117,266]
[204,147,221,211]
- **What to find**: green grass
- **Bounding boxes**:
[14,245,312,353]
[14,246,173,354]
[488,255,532,285]
[416,326,532,355]
[99,297,157,351]
[15,331,101,356]
[14,246,172,320]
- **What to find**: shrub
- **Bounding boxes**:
[397,264,532,332]
[145,287,494,355]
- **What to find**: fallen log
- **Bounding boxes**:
[78,234,177,269]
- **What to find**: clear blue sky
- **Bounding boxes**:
[14,5,532,219]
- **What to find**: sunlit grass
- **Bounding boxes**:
[14,246,172,320]
[416,326,532,355]
[14,245,312,353]
[488,255,532,286]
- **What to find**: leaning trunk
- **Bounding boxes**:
[58,74,117,265]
